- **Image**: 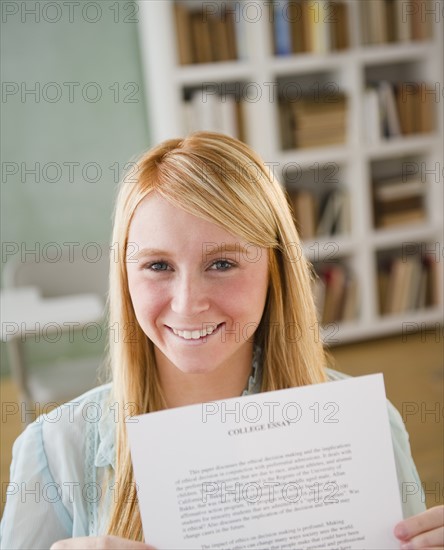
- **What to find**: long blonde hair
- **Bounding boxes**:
[106,132,328,539]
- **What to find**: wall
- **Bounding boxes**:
[1,1,150,375]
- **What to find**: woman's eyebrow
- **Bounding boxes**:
[131,247,168,260]
[131,243,250,261]
[202,243,248,256]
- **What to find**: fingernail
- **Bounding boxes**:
[400,543,413,550]
[394,523,408,539]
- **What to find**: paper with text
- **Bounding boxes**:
[127,374,403,549]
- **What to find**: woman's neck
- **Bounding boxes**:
[155,345,255,408]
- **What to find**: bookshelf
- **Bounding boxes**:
[137,0,443,345]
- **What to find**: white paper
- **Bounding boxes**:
[127,374,403,550]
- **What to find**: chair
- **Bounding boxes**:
[2,251,109,420]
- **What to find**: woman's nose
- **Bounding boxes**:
[170,274,210,317]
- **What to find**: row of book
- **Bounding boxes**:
[173,0,432,66]
[181,84,433,151]
[312,249,439,325]
[360,0,432,45]
[279,93,348,149]
[289,187,351,240]
[174,2,240,65]
[182,92,246,141]
[372,175,426,228]
[271,0,349,56]
[378,253,439,315]
[363,81,436,143]
[312,263,359,324]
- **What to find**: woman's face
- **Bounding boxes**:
[126,192,269,376]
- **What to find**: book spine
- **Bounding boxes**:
[274,0,293,55]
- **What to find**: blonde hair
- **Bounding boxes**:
[106,132,328,539]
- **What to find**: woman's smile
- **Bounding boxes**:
[166,321,224,341]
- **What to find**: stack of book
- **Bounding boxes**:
[360,0,432,45]
[174,2,242,64]
[312,263,359,324]
[271,0,349,56]
[363,81,436,143]
[289,187,350,239]
[373,175,426,228]
[182,91,245,140]
[378,253,439,315]
[279,93,348,149]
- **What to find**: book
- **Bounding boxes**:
[182,99,195,134]
[311,0,331,54]
[317,188,349,236]
[377,208,425,227]
[273,0,293,55]
[363,87,382,143]
[302,0,315,51]
[385,0,397,42]
[290,94,348,148]
[191,90,218,131]
[209,14,231,62]
[190,11,212,64]
[235,99,246,143]
[174,2,193,65]
[233,2,247,60]
[411,0,432,40]
[386,257,407,313]
[416,261,428,308]
[373,175,426,228]
[341,275,359,321]
[312,275,326,321]
[370,0,388,44]
[331,1,349,50]
[378,81,402,138]
[406,257,424,311]
[218,94,239,138]
[289,0,305,53]
[278,99,294,150]
[295,131,346,148]
[359,0,370,44]
[290,190,317,239]
[337,191,351,234]
[374,178,425,201]
[417,85,436,133]
[395,83,416,135]
[321,263,346,323]
[223,5,238,60]
[378,263,391,314]
[424,254,440,306]
[404,257,423,312]
[395,0,411,42]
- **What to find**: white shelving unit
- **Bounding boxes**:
[137,0,443,345]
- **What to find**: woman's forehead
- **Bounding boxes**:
[128,192,247,248]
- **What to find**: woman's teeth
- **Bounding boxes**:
[171,324,219,340]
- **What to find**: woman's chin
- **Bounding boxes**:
[176,363,217,376]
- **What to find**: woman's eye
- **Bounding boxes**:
[146,261,170,271]
[210,260,234,271]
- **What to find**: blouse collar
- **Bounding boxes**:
[95,345,263,469]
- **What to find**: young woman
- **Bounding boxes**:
[1,132,442,549]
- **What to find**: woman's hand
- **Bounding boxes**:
[394,505,444,549]
[50,536,156,549]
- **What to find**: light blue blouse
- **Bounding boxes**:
[1,364,426,549]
